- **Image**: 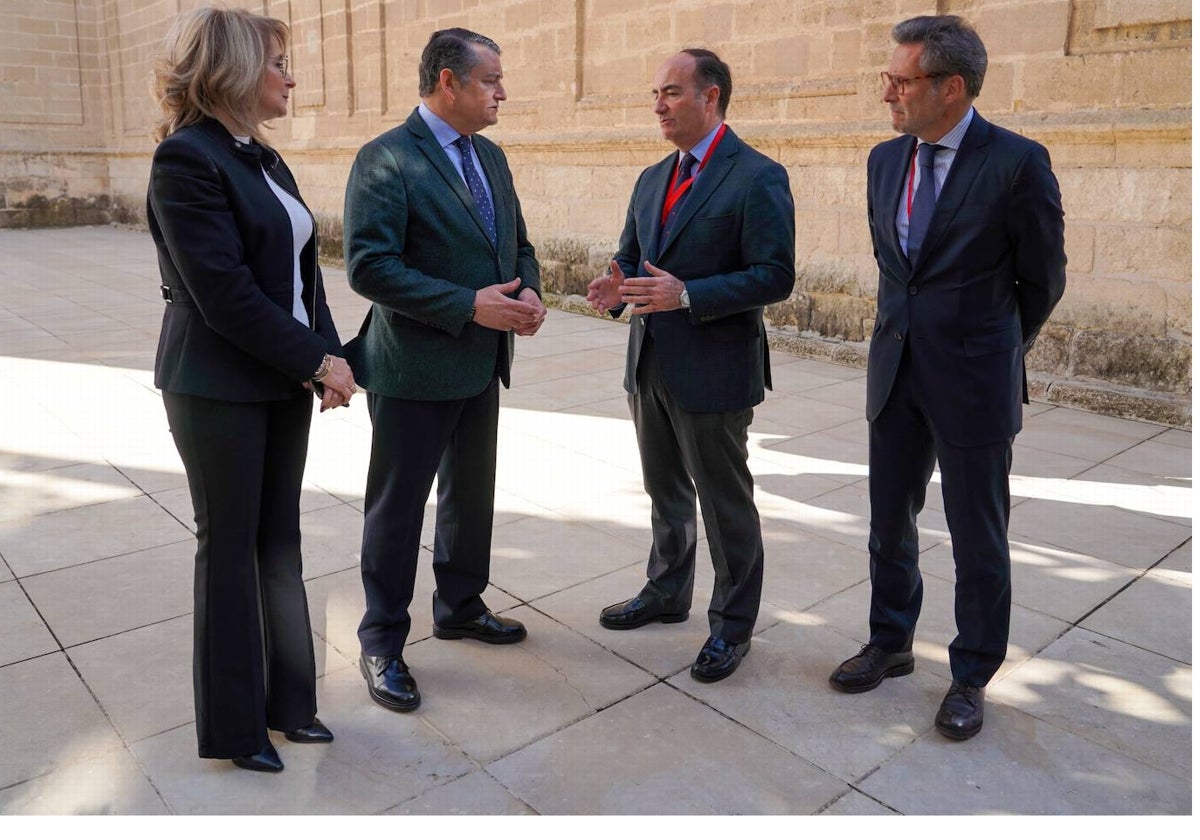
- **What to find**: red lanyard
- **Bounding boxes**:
[661,123,727,226]
[905,143,920,217]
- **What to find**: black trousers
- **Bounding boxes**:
[629,338,764,644]
[867,351,1013,687]
[357,378,499,656]
[163,390,317,759]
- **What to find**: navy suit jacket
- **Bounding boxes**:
[342,108,539,400]
[148,118,342,401]
[865,112,1066,446]
[613,126,796,413]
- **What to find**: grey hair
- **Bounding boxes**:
[418,28,501,97]
[892,15,987,98]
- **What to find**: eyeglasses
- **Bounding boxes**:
[271,55,290,76]
[879,71,945,94]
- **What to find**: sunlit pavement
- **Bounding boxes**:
[0,226,1190,815]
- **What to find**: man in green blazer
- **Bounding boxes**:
[343,28,543,713]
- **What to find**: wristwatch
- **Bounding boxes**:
[679,287,691,309]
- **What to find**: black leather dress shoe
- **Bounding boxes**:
[690,636,751,683]
[433,610,527,644]
[232,741,283,773]
[282,717,334,743]
[935,680,985,740]
[360,654,421,712]
[828,644,915,693]
[599,591,689,630]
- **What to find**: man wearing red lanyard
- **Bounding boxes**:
[829,16,1065,740]
[587,49,795,683]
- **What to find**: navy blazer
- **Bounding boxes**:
[865,113,1066,447]
[342,108,540,400]
[613,126,796,413]
[149,118,342,402]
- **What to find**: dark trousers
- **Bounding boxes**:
[867,351,1013,686]
[357,378,499,656]
[163,390,317,759]
[629,338,764,643]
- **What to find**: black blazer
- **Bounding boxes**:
[613,126,796,413]
[342,108,540,400]
[148,118,342,402]
[865,112,1067,447]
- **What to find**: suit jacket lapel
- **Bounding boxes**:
[639,154,674,263]
[911,114,990,273]
[880,136,914,272]
[657,129,739,259]
[406,110,497,251]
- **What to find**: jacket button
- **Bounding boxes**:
[908,285,918,295]
[893,331,903,341]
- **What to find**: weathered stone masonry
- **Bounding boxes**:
[0,0,1190,425]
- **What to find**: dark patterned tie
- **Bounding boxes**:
[906,142,944,264]
[661,151,697,242]
[454,135,496,246]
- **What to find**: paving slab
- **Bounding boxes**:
[386,769,535,815]
[0,493,193,578]
[488,682,849,814]
[1081,567,1192,664]
[0,653,125,789]
[990,627,1191,780]
[857,702,1191,814]
[0,748,167,815]
[0,580,59,666]
[21,538,194,647]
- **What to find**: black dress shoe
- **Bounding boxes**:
[828,644,915,693]
[935,680,985,740]
[599,591,689,630]
[690,636,751,683]
[433,610,527,644]
[231,741,283,773]
[360,654,421,712]
[282,717,334,743]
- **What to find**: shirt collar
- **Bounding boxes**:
[925,107,974,152]
[682,122,724,165]
[418,102,465,151]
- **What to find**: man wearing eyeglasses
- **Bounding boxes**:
[828,15,1066,740]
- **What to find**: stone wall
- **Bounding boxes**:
[0,0,1191,425]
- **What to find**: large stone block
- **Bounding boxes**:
[1093,223,1189,279]
[977,1,1069,57]
[1069,331,1190,394]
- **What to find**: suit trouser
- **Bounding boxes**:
[163,390,318,759]
[866,350,1013,687]
[357,379,499,656]
[629,337,764,644]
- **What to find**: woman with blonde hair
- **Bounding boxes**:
[148,5,355,773]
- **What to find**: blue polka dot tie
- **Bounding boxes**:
[454,135,496,247]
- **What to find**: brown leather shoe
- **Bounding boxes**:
[935,680,985,740]
[828,644,915,693]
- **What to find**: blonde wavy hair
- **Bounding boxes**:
[152,5,289,143]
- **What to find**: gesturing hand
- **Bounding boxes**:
[586,260,625,313]
[514,286,547,336]
[620,261,686,315]
[473,277,542,332]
